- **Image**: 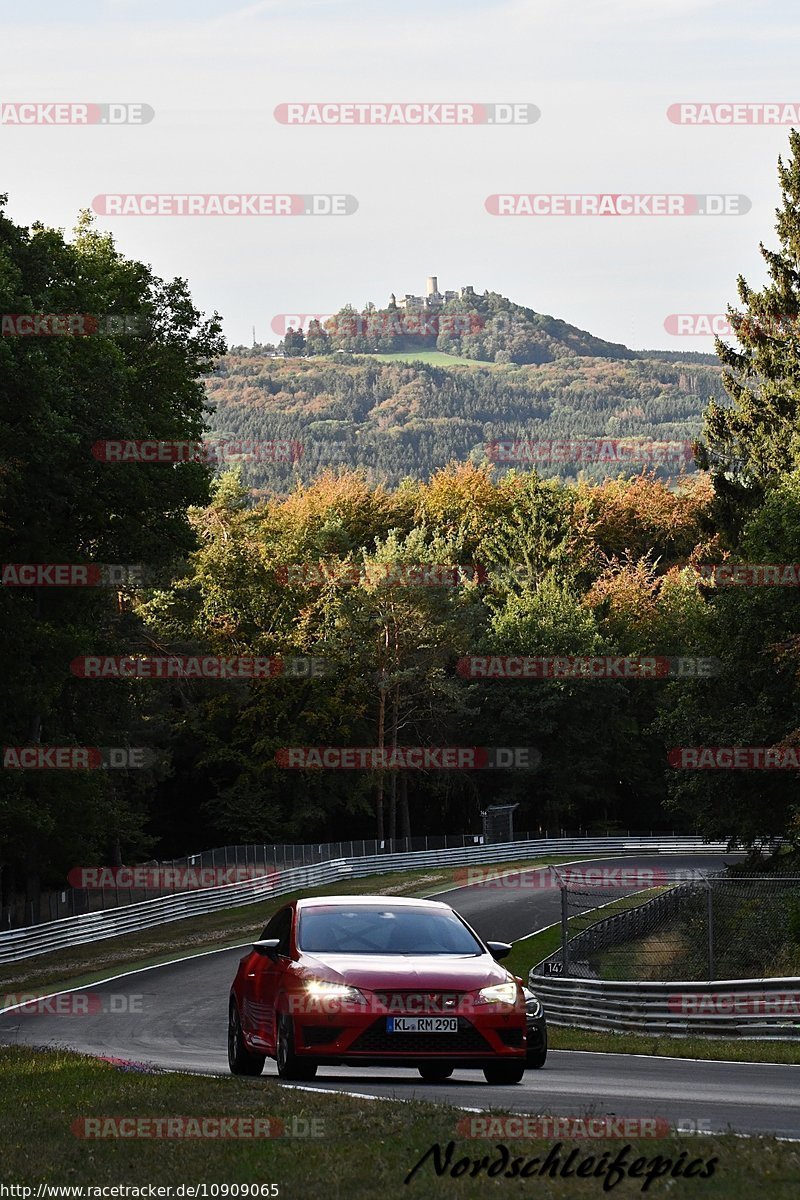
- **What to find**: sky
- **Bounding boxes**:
[2,0,800,351]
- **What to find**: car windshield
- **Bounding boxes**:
[297,905,484,955]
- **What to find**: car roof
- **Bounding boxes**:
[295,895,450,910]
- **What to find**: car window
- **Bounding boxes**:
[296,905,483,955]
[260,906,293,956]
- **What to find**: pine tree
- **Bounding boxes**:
[699,129,800,530]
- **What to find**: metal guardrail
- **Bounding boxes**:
[526,973,800,1040]
[2,828,693,929]
[0,836,733,965]
[160,830,678,874]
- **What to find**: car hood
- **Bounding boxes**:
[297,952,512,990]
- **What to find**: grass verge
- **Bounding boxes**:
[502,888,666,980]
[357,350,493,367]
[548,1027,800,1064]
[0,1046,798,1196]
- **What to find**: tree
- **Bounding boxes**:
[699,129,800,531]
[654,474,800,850]
[282,326,306,356]
[0,198,224,905]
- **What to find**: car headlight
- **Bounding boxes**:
[476,981,519,1006]
[525,995,543,1018]
[305,979,365,1004]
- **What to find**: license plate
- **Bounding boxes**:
[386,1016,458,1033]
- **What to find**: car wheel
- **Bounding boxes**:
[276,1012,318,1081]
[483,1061,526,1085]
[527,1027,548,1069]
[418,1063,454,1082]
[228,1001,265,1076]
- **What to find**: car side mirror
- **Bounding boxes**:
[252,938,280,959]
[486,940,512,961]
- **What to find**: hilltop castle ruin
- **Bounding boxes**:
[389,277,476,311]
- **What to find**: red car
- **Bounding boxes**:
[228,895,528,1084]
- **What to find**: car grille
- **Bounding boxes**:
[350,1017,491,1055]
[370,991,464,1014]
[497,1027,524,1047]
[302,1026,344,1047]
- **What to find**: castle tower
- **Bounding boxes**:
[426,276,438,297]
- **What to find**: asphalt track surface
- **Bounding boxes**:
[3,853,799,1138]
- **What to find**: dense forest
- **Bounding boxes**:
[4,130,800,907]
[205,352,725,491]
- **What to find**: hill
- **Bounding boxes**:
[205,350,724,493]
[274,289,652,365]
[270,288,720,367]
[204,288,724,491]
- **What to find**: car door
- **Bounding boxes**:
[254,905,293,1053]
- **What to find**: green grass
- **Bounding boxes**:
[503,888,666,981]
[356,350,494,367]
[548,1027,800,1064]
[1,1046,798,1195]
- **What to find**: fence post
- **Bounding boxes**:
[560,883,570,977]
[706,881,715,980]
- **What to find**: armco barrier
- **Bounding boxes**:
[0,836,733,965]
[526,973,800,1040]
[4,828,707,929]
